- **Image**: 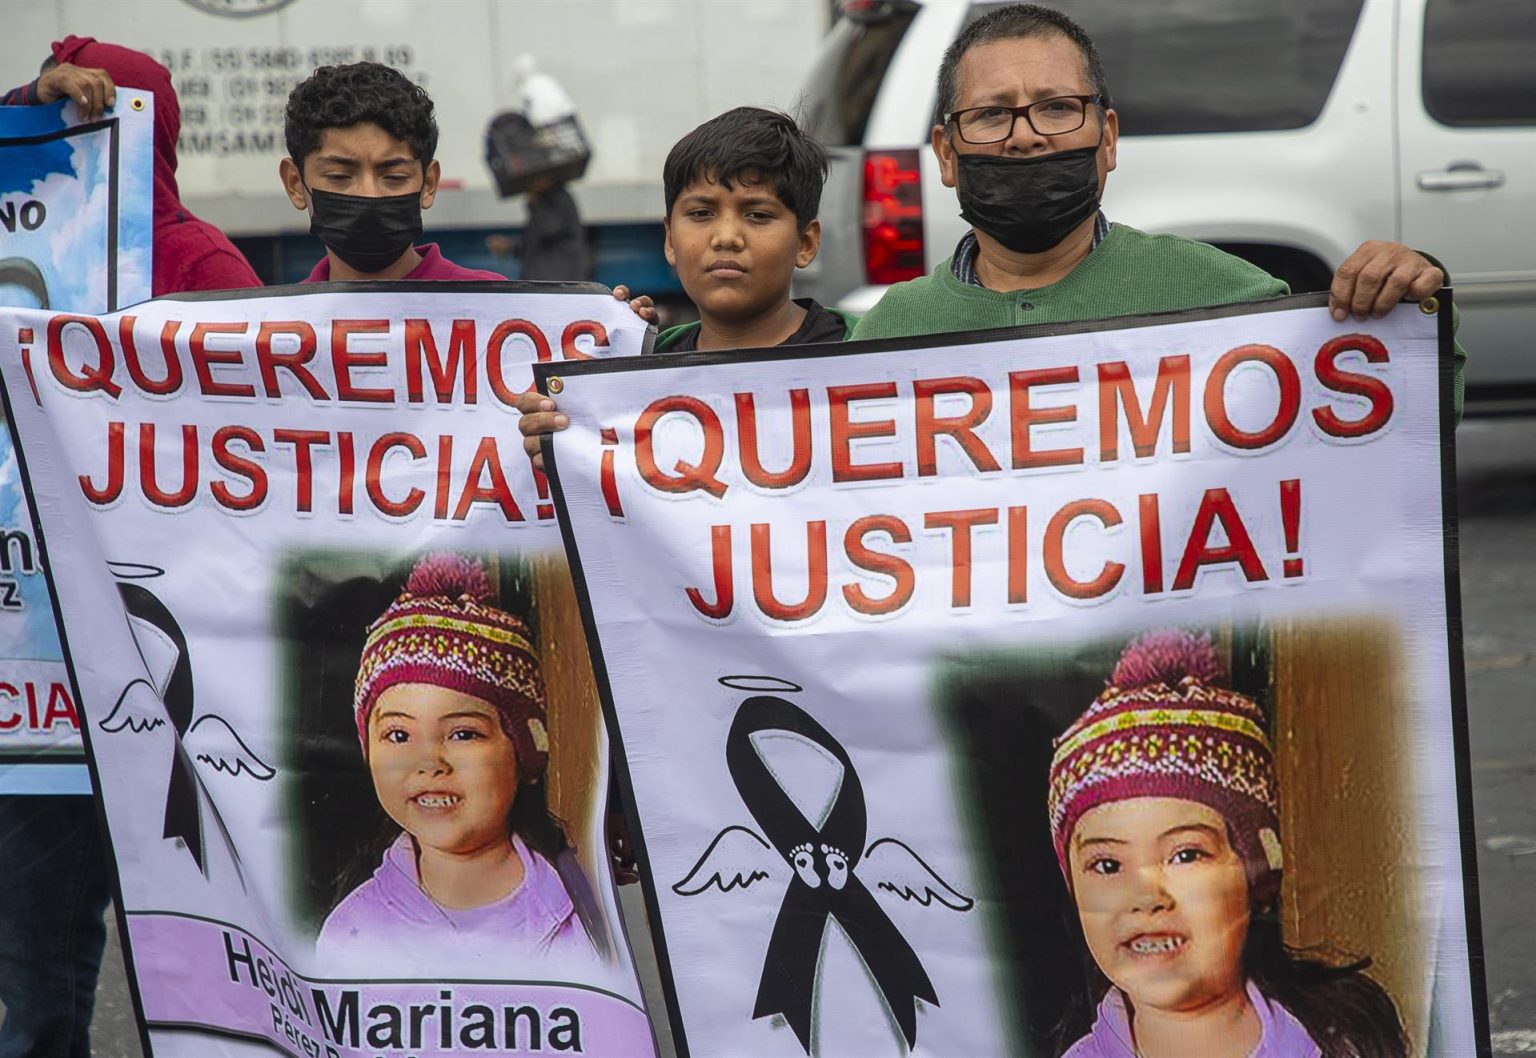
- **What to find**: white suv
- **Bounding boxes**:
[795,0,1536,404]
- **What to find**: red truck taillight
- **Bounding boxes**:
[862,148,925,286]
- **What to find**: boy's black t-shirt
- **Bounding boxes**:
[660,297,849,353]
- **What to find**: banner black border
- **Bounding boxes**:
[118,282,658,358]
[107,116,120,312]
[146,277,621,302]
[536,291,1492,1058]
[538,288,1337,377]
[1436,291,1493,1058]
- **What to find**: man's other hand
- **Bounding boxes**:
[1330,241,1445,322]
[519,287,653,471]
[612,284,658,325]
[37,63,116,121]
[518,390,568,472]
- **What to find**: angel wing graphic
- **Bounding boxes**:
[97,605,181,735]
[674,824,973,912]
[862,838,975,911]
[97,678,166,734]
[103,585,274,781]
[185,714,275,781]
[672,825,784,895]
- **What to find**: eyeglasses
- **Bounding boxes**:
[946,95,1102,144]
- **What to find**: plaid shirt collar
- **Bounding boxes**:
[951,210,1111,287]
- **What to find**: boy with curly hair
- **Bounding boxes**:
[280,62,504,282]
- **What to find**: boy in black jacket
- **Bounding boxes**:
[521,106,850,466]
[653,106,853,352]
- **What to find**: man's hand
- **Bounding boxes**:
[612,284,658,325]
[518,390,568,472]
[1330,241,1445,322]
[36,63,116,121]
[519,285,653,471]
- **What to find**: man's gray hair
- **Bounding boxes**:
[934,4,1111,126]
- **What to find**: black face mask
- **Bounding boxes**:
[306,187,423,273]
[954,144,1101,254]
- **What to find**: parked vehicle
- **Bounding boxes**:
[796,0,1536,404]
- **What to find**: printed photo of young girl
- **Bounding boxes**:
[1046,629,1407,1058]
[313,552,609,971]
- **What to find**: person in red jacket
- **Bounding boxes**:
[0,37,261,1058]
[5,37,262,296]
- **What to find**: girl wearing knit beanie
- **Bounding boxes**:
[316,553,605,969]
[1048,630,1406,1058]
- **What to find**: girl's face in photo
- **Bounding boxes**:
[368,683,520,859]
[1069,797,1251,1015]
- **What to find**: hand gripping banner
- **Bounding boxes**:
[725,693,937,1051]
[538,294,1490,1057]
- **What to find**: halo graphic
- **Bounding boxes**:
[107,561,166,580]
[718,675,803,694]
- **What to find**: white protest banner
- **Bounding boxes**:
[0,283,660,1057]
[0,90,153,793]
[539,294,1486,1057]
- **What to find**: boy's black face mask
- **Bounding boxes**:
[306,186,423,273]
[954,144,1101,255]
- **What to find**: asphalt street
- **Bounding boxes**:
[15,416,1536,1058]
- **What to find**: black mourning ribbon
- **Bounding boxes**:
[726,695,937,1052]
[118,583,205,874]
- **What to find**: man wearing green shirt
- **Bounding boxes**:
[852,4,1464,414]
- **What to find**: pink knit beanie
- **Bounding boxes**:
[354,554,549,782]
[1047,630,1283,908]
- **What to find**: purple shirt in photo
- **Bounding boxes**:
[316,832,593,972]
[1062,980,1321,1058]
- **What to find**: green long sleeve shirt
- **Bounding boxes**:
[851,224,1465,418]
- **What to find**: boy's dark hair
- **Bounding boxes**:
[935,3,1112,125]
[663,106,828,231]
[284,61,438,167]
